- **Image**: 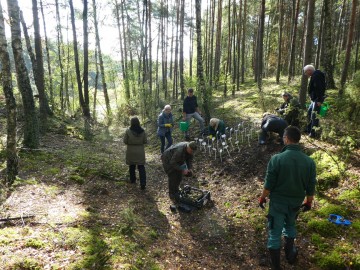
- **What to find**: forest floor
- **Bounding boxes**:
[0,85,359,270]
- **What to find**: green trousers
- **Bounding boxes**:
[267,200,300,249]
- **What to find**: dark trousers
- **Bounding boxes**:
[160,131,173,153]
[167,170,183,198]
[307,102,320,136]
[129,165,146,187]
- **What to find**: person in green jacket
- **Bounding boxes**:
[161,141,198,201]
[258,126,316,270]
[208,118,226,138]
[123,117,148,190]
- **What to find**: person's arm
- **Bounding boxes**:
[143,131,148,144]
[123,130,128,144]
[260,188,270,200]
[158,114,165,127]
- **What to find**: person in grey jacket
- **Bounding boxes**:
[123,117,148,190]
[161,141,198,200]
[259,113,288,145]
[157,105,174,153]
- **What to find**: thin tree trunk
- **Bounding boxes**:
[92,0,111,121]
[0,1,18,184]
[257,0,265,108]
[32,0,52,127]
[288,0,300,83]
[340,0,357,94]
[82,0,90,120]
[179,0,185,99]
[214,0,222,88]
[241,0,247,84]
[40,0,54,110]
[321,0,336,89]
[69,0,85,116]
[299,0,315,107]
[93,48,99,120]
[315,2,325,69]
[276,0,284,84]
[8,0,39,149]
[55,0,65,111]
[195,0,210,122]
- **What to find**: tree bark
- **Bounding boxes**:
[340,0,357,94]
[299,0,315,107]
[179,0,185,99]
[0,1,18,184]
[214,0,222,88]
[92,0,111,121]
[55,0,65,111]
[195,0,210,122]
[276,0,284,84]
[7,0,39,149]
[287,0,300,83]
[32,0,52,127]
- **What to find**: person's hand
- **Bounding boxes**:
[301,201,312,212]
[316,102,322,107]
[185,170,193,177]
[183,116,186,121]
[208,135,213,139]
[182,169,189,175]
[259,197,266,209]
[165,123,172,128]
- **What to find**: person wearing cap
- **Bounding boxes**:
[183,88,205,139]
[157,104,174,154]
[303,64,326,138]
[161,141,197,200]
[258,126,316,269]
[275,92,300,127]
[208,118,226,138]
[259,113,288,145]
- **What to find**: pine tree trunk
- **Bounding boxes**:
[179,0,185,99]
[92,0,111,121]
[195,0,210,122]
[7,0,39,149]
[299,0,315,107]
[321,0,336,89]
[0,1,18,184]
[276,0,284,84]
[287,0,300,83]
[55,0,65,111]
[340,0,357,94]
[315,2,325,69]
[214,0,222,88]
[40,0,54,110]
[241,0,247,84]
[32,0,52,127]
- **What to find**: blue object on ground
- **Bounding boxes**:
[328,214,352,226]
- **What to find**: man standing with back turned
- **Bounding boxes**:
[303,64,326,138]
[259,126,316,270]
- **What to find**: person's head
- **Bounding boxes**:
[303,64,315,77]
[186,141,198,155]
[187,88,194,97]
[130,116,141,129]
[283,126,301,145]
[163,104,171,115]
[282,92,291,102]
[262,112,271,118]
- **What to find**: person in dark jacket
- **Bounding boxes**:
[304,64,326,138]
[183,88,205,139]
[161,141,198,200]
[275,92,301,127]
[157,105,174,153]
[208,118,226,138]
[259,113,288,145]
[259,126,316,269]
[123,117,148,190]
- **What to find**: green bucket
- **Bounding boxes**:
[319,102,329,117]
[179,121,189,132]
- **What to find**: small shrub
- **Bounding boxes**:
[311,233,329,251]
[316,202,351,218]
[25,238,45,249]
[314,250,345,270]
[13,258,43,270]
[69,174,85,185]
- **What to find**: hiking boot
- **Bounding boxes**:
[268,248,282,270]
[284,237,298,264]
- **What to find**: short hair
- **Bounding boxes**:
[164,104,171,110]
[284,126,301,143]
[282,92,290,97]
[188,88,194,93]
[303,64,315,73]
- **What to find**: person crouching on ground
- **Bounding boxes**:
[157,104,174,154]
[208,118,226,138]
[259,113,288,145]
[161,141,198,201]
[259,126,316,269]
[123,116,148,190]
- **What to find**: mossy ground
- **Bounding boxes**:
[0,78,359,269]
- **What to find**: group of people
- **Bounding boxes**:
[122,64,322,270]
[260,64,326,145]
